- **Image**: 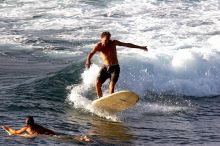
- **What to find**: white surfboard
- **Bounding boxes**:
[92,90,139,113]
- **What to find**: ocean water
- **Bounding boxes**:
[1,0,220,145]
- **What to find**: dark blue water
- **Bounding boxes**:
[1,0,220,145]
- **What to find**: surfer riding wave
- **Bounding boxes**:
[85,31,148,98]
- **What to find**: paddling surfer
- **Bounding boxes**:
[85,32,148,97]
[2,116,92,142]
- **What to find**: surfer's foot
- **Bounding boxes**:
[80,135,92,142]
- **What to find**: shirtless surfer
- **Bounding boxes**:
[2,116,92,142]
[86,32,148,97]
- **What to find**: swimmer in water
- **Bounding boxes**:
[2,116,92,142]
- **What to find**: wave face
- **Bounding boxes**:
[1,0,220,97]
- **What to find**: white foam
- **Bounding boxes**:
[43,50,82,58]
[171,49,195,69]
[208,36,220,51]
[116,45,220,97]
[138,102,188,114]
[81,64,100,86]
[1,0,220,97]
[0,35,26,45]
[67,64,119,121]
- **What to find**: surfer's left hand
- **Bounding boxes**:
[141,46,148,51]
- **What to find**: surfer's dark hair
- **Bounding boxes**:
[101,31,111,38]
[26,116,35,126]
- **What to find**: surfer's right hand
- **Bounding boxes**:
[85,62,91,69]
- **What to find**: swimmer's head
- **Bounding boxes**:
[26,116,35,126]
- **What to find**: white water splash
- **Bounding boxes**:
[67,64,119,121]
[1,0,220,97]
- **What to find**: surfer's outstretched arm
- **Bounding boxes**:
[85,43,101,68]
[114,40,148,51]
[2,126,27,135]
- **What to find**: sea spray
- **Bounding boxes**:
[67,64,119,121]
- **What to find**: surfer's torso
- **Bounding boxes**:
[97,40,118,65]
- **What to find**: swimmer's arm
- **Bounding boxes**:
[86,43,101,68]
[2,126,27,135]
[114,40,148,51]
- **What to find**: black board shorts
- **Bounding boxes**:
[97,64,120,84]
